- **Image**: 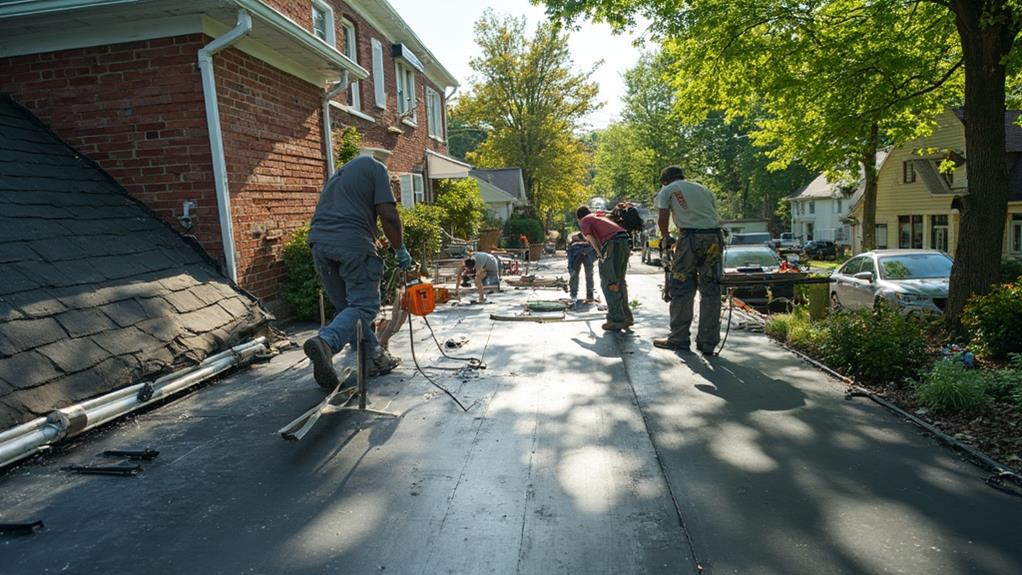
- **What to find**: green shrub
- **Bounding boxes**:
[434,178,486,239]
[1000,258,1022,283]
[504,216,544,248]
[399,203,444,269]
[764,314,791,341]
[815,304,932,387]
[281,224,330,321]
[962,278,1022,360]
[914,359,990,413]
[763,307,819,349]
[334,126,362,167]
[975,353,1022,405]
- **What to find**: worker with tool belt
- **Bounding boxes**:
[303,154,413,390]
[652,165,724,356]
[577,206,633,331]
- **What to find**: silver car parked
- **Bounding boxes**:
[829,249,952,314]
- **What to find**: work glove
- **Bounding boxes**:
[395,246,413,270]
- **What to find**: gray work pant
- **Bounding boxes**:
[312,244,383,354]
[600,236,633,324]
[667,232,723,349]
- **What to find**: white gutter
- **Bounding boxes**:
[0,338,267,469]
[321,73,351,179]
[199,10,252,284]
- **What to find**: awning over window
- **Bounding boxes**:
[426,150,472,179]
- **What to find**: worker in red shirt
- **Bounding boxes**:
[577,206,633,330]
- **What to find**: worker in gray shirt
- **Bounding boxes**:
[457,251,501,303]
[652,165,724,356]
[303,155,413,390]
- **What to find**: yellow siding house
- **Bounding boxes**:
[847,109,1022,259]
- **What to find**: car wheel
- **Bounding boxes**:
[830,292,842,311]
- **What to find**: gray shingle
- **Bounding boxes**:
[0,264,36,295]
[37,337,110,373]
[91,326,163,356]
[5,290,67,318]
[179,304,235,334]
[191,283,229,305]
[0,350,61,389]
[0,242,40,264]
[53,308,118,338]
[135,317,185,343]
[0,317,67,353]
[163,290,206,314]
[157,273,200,292]
[219,296,253,318]
[135,296,176,319]
[58,357,135,399]
[98,298,148,328]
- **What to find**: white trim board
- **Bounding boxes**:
[0,14,200,57]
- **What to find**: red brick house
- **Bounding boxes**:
[0,0,463,311]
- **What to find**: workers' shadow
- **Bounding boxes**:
[686,355,808,413]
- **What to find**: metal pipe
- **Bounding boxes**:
[0,337,266,469]
[198,10,252,283]
[322,72,351,179]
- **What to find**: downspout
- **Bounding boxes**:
[198,10,252,283]
[322,72,351,179]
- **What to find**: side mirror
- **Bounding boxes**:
[853,271,875,282]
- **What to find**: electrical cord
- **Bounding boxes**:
[406,314,471,412]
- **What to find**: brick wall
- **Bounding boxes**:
[0,36,221,259]
[213,47,326,300]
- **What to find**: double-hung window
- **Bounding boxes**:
[341,20,360,111]
[903,160,916,183]
[426,87,443,139]
[1011,214,1022,254]
[898,215,923,249]
[809,201,815,214]
[396,62,417,123]
[930,214,949,252]
[311,1,335,46]
[875,224,888,249]
[399,174,424,206]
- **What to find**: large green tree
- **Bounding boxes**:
[539,0,1018,328]
[457,10,600,225]
[592,122,657,204]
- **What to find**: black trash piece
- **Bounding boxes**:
[0,521,44,535]
[103,448,160,461]
[62,464,142,477]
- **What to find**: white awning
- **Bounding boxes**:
[426,150,472,179]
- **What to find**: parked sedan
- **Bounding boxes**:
[802,240,838,260]
[722,245,796,309]
[829,249,952,313]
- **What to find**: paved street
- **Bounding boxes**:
[2,255,1020,574]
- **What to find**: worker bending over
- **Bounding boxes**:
[577,206,633,331]
[458,251,501,303]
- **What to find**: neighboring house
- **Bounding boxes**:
[0,0,461,310]
[846,109,1022,258]
[0,95,269,427]
[721,219,770,237]
[791,152,889,247]
[471,168,527,204]
[474,176,519,222]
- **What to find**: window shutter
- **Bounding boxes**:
[400,175,414,206]
[372,38,385,108]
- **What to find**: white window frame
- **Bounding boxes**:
[1010,216,1022,254]
[341,19,360,111]
[311,1,335,46]
[876,223,888,249]
[396,61,417,125]
[809,200,815,214]
[371,38,386,109]
[398,173,424,206]
[426,87,443,140]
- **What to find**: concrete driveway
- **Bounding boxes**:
[1,254,1019,574]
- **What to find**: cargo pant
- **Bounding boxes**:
[312,244,383,354]
[667,231,723,350]
[600,234,634,325]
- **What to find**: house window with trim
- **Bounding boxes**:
[311,1,335,45]
[898,215,923,249]
[396,62,417,123]
[875,224,888,249]
[371,38,386,109]
[426,87,443,139]
[399,173,424,206]
[834,199,842,213]
[1011,214,1022,254]
[930,214,949,252]
[903,160,916,183]
[809,201,815,214]
[341,20,360,111]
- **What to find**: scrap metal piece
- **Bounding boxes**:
[0,521,44,535]
[490,311,565,322]
[278,368,356,441]
[103,448,160,461]
[61,464,142,477]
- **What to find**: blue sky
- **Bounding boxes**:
[387,0,649,129]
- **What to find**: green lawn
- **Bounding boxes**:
[803,255,848,271]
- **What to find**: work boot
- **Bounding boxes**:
[304,336,339,390]
[653,338,689,351]
[698,345,718,357]
[369,348,401,377]
[601,321,630,331]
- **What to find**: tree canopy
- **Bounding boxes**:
[456,10,600,225]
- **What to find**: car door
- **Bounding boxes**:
[849,256,877,309]
[832,257,862,307]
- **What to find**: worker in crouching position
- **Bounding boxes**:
[577,206,633,331]
[303,155,413,390]
[652,166,723,356]
[457,251,501,303]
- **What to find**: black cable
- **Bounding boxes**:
[407,313,471,412]
[422,315,487,369]
[715,288,735,356]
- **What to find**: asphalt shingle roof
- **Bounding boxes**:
[0,95,269,428]
[469,168,526,202]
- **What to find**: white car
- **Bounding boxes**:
[829,249,952,314]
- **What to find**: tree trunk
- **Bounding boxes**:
[860,123,880,251]
[945,0,1016,331]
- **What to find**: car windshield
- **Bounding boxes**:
[878,253,952,280]
[724,248,779,268]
